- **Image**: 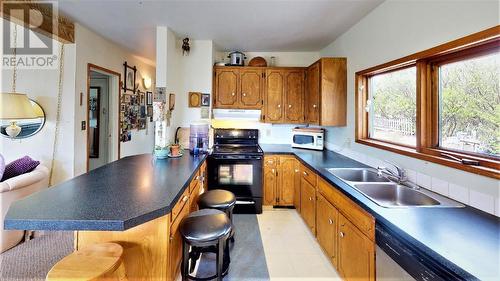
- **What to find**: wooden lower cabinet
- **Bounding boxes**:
[316,193,338,267]
[263,155,299,206]
[263,155,278,206]
[300,177,316,234]
[337,213,375,281]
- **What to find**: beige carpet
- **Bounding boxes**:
[0,231,73,281]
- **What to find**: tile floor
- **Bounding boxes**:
[257,208,342,280]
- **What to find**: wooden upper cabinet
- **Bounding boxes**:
[305,62,320,124]
[337,213,375,281]
[239,69,263,109]
[306,58,347,126]
[284,70,305,123]
[265,69,284,123]
[214,68,238,107]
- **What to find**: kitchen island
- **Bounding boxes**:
[5,147,499,280]
[5,152,208,281]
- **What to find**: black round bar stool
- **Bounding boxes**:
[197,189,236,242]
[180,209,232,281]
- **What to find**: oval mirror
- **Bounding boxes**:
[0,99,46,139]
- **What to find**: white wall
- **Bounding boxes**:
[0,20,77,185]
[74,23,156,175]
[320,0,500,216]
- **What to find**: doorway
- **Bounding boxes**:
[87,64,121,171]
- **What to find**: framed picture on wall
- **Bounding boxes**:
[146,91,153,105]
[201,93,210,107]
[123,61,137,92]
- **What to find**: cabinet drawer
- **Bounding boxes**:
[264,155,278,168]
[189,170,200,193]
[300,164,317,187]
[318,178,374,240]
[171,187,190,223]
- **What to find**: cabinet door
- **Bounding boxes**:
[169,203,189,281]
[215,69,238,108]
[278,156,296,206]
[316,193,338,267]
[284,70,305,123]
[240,69,263,109]
[300,178,316,234]
[263,156,278,205]
[338,213,375,281]
[305,62,320,124]
[265,70,284,122]
[293,159,301,211]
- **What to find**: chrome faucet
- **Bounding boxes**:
[377,161,407,184]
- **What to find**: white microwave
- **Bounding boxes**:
[291,128,324,150]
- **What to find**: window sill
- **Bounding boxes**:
[355,138,500,179]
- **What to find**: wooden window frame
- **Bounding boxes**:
[355,26,500,179]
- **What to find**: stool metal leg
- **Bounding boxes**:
[216,239,224,281]
[182,241,190,281]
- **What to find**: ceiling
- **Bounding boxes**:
[58,0,383,62]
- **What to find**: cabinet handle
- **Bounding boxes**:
[339,231,344,238]
[242,93,246,96]
[328,219,333,225]
[309,197,313,201]
[170,235,174,241]
[231,93,235,96]
[195,176,200,180]
[294,169,299,173]
[288,104,292,108]
[277,104,281,108]
[303,171,308,176]
[182,195,189,202]
[313,104,317,108]
[272,169,275,174]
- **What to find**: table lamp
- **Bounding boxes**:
[0,92,38,138]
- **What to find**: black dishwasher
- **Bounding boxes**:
[376,223,475,281]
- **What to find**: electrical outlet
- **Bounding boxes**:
[81,121,86,130]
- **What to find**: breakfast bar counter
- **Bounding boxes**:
[4,153,206,231]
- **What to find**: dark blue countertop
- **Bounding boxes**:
[260,144,500,280]
[4,152,206,231]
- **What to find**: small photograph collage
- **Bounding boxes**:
[120,62,153,142]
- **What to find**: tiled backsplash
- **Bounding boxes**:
[325,142,500,217]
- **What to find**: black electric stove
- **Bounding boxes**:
[208,129,263,214]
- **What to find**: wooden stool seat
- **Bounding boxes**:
[46,242,126,281]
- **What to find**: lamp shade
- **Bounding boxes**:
[0,92,38,119]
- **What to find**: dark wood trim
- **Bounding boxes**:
[86,63,122,172]
[356,139,499,179]
[355,26,500,179]
[1,1,75,43]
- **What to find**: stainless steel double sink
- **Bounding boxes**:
[326,168,464,208]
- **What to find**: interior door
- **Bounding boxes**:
[240,69,263,109]
[215,69,239,108]
[279,156,296,206]
[306,62,320,124]
[338,213,375,281]
[316,193,338,266]
[284,70,305,123]
[265,70,284,123]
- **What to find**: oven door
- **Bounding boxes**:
[207,155,263,198]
